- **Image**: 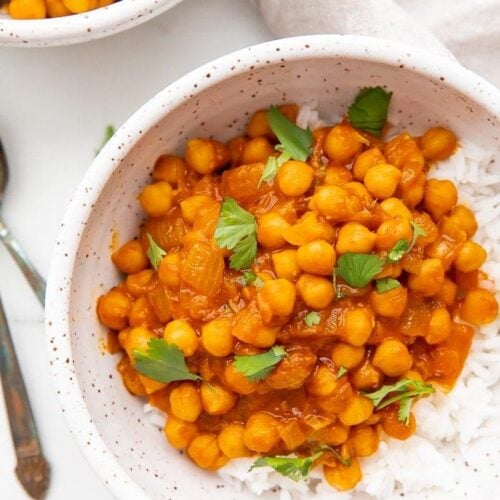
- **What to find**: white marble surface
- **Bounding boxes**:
[0,1,272,498]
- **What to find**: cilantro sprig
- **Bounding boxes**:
[304,311,321,327]
[237,270,264,288]
[214,197,257,270]
[386,222,427,264]
[133,338,201,384]
[375,277,400,293]
[146,233,166,270]
[364,378,435,425]
[233,346,287,382]
[336,366,349,379]
[258,106,313,185]
[348,87,392,137]
[95,124,115,155]
[334,253,385,288]
[250,451,323,482]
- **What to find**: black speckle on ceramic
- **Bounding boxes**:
[45,35,500,500]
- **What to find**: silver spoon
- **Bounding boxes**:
[0,139,50,497]
[0,140,46,306]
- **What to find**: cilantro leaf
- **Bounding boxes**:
[237,271,264,288]
[364,378,435,425]
[348,87,392,137]
[133,338,201,384]
[398,397,412,425]
[215,197,257,270]
[146,233,166,270]
[337,366,348,379]
[410,221,427,249]
[267,106,313,162]
[96,124,115,155]
[335,252,385,288]
[304,311,321,327]
[375,277,401,293]
[259,150,291,187]
[387,239,410,263]
[233,346,287,382]
[250,451,323,482]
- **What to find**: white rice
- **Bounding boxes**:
[146,106,500,499]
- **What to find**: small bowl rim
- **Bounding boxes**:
[45,34,500,500]
[0,0,183,47]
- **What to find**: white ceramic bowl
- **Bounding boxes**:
[0,0,182,47]
[46,35,500,500]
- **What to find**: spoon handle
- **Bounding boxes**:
[0,219,46,307]
[0,293,50,499]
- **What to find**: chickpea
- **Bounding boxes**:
[62,0,97,13]
[448,205,477,238]
[243,412,281,452]
[187,433,225,469]
[279,420,307,450]
[282,211,335,246]
[454,241,487,273]
[379,198,412,220]
[138,181,173,218]
[341,308,375,346]
[201,317,234,357]
[364,163,402,199]
[180,195,213,225]
[373,339,413,377]
[369,286,408,318]
[420,127,457,161]
[344,181,374,206]
[460,289,498,325]
[169,382,202,422]
[277,160,315,196]
[158,252,181,289]
[164,320,199,357]
[426,308,452,344]
[338,395,374,426]
[310,185,362,220]
[331,343,365,369]
[324,165,353,185]
[352,147,385,181]
[336,223,376,254]
[111,240,149,275]
[218,424,249,458]
[352,360,383,391]
[296,274,335,309]
[401,173,426,208]
[324,124,365,164]
[272,249,301,280]
[296,240,336,276]
[306,365,338,396]
[435,277,457,307]
[324,458,362,491]
[46,0,71,17]
[153,155,184,186]
[256,278,296,321]
[97,289,132,330]
[241,137,275,164]
[257,212,290,249]
[185,138,229,175]
[375,216,413,251]
[123,326,154,359]
[314,422,350,446]
[164,416,197,449]
[200,382,236,415]
[382,409,416,440]
[423,179,458,221]
[125,269,155,298]
[224,362,258,395]
[349,426,379,457]
[128,296,159,329]
[407,258,444,296]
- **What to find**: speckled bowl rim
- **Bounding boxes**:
[45,34,500,500]
[0,0,183,47]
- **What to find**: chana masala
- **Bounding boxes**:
[97,88,498,491]
[4,0,116,20]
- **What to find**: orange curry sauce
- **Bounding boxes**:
[99,104,498,491]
